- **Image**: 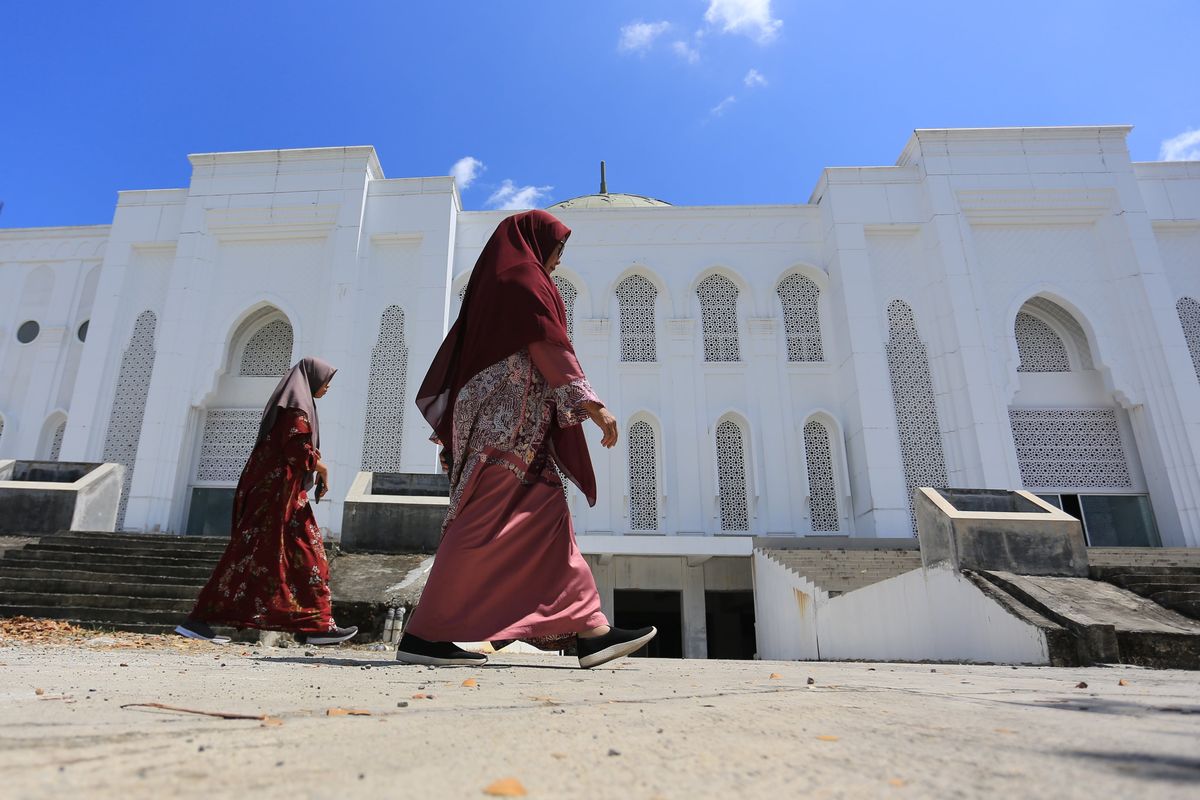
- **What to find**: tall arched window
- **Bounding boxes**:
[885,300,948,527]
[616,275,657,362]
[1015,312,1070,372]
[777,274,823,362]
[361,305,409,472]
[697,274,740,362]
[552,275,577,341]
[239,318,294,376]
[715,419,749,532]
[1178,297,1200,385]
[803,419,839,531]
[628,420,658,530]
[102,310,158,529]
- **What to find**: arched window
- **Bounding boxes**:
[1015,312,1070,372]
[48,419,66,461]
[361,305,409,472]
[102,310,158,529]
[803,419,839,531]
[885,300,948,528]
[239,318,293,376]
[1178,297,1200,385]
[616,275,657,362]
[715,419,749,531]
[552,275,578,341]
[697,274,740,362]
[777,274,823,362]
[628,420,658,530]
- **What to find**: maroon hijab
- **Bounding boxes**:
[416,210,597,505]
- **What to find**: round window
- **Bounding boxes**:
[17,321,40,344]
[77,320,90,342]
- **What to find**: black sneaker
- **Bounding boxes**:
[174,619,231,644]
[305,625,359,646]
[577,626,657,669]
[395,633,488,666]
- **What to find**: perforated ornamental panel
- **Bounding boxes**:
[777,274,824,362]
[552,276,577,341]
[1178,297,1200,384]
[1015,312,1070,372]
[48,421,66,461]
[885,300,949,528]
[1009,407,1132,489]
[628,420,658,530]
[616,275,657,362]
[716,420,749,532]
[361,305,409,472]
[0,417,5,449]
[697,275,740,362]
[239,319,293,377]
[803,420,839,531]
[102,311,158,529]
[195,409,261,483]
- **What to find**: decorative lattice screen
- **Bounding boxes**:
[777,274,823,362]
[195,408,261,483]
[102,311,158,529]
[239,318,293,377]
[552,275,577,341]
[697,274,740,362]
[885,300,948,528]
[1009,407,1132,489]
[48,420,66,461]
[1015,312,1070,372]
[616,275,657,362]
[716,420,749,531]
[1178,297,1200,385]
[803,419,839,531]
[628,420,658,530]
[361,305,409,472]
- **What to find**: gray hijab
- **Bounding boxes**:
[258,356,337,450]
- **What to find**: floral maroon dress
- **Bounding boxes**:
[189,408,333,633]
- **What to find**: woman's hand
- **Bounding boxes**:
[315,460,330,499]
[583,401,619,448]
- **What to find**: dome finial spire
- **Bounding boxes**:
[600,160,607,195]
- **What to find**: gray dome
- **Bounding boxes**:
[547,192,671,210]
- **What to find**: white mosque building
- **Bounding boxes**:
[2,126,1199,654]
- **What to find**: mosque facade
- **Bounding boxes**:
[2,125,1199,566]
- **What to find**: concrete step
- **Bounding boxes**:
[1091,566,1200,579]
[0,565,207,586]
[1149,591,1200,621]
[39,531,228,548]
[0,575,202,600]
[25,542,227,558]
[0,592,194,612]
[1119,579,1200,595]
[0,558,213,580]
[3,549,221,570]
[1087,548,1200,567]
[0,604,187,626]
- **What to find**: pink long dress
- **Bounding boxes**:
[404,341,609,649]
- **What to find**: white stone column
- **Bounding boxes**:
[666,318,704,533]
[746,316,793,532]
[681,560,708,659]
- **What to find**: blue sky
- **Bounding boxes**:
[2,1,1197,228]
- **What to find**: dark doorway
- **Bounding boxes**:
[705,591,757,659]
[613,590,683,658]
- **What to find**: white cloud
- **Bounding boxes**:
[619,21,671,53]
[486,179,554,210]
[704,0,782,44]
[1160,128,1200,161]
[744,68,767,87]
[709,95,737,117]
[672,40,700,64]
[449,156,484,190]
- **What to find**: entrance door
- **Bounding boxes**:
[613,590,682,658]
[705,591,757,659]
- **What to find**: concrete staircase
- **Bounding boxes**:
[0,531,225,634]
[1088,547,1200,622]
[761,548,924,595]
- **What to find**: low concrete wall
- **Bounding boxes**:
[752,550,823,660]
[0,460,124,533]
[340,471,449,553]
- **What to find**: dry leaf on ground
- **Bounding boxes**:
[1118,679,1129,686]
[888,778,907,787]
[769,673,782,680]
[462,678,478,688]
[483,777,527,797]
[326,708,371,716]
[816,735,840,742]
[261,717,284,727]
[34,688,44,696]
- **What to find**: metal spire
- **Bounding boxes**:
[600,161,608,195]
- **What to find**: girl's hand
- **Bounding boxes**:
[315,460,330,498]
[583,402,619,448]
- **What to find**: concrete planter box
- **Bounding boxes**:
[340,472,449,553]
[0,460,125,534]
[915,487,1088,577]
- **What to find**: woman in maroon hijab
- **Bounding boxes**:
[397,210,656,668]
[176,357,358,645]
